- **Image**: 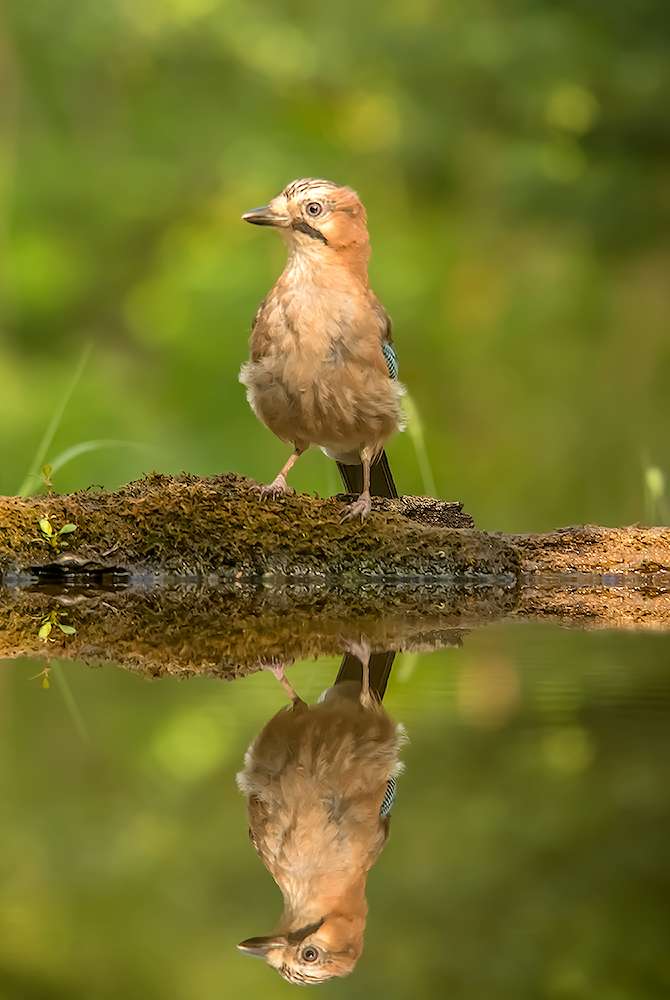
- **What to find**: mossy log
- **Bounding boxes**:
[0,472,509,582]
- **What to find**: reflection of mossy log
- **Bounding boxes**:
[0,584,515,677]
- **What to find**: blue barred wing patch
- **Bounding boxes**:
[382,342,399,381]
[380,776,396,817]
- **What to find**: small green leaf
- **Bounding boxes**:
[59,524,77,534]
[43,465,52,477]
[38,622,52,639]
[39,518,53,535]
[41,675,51,689]
[58,624,76,635]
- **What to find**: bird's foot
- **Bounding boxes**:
[340,490,372,523]
[254,474,295,499]
[260,657,295,682]
[339,637,371,667]
[338,637,373,705]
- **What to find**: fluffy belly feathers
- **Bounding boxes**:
[239,344,402,460]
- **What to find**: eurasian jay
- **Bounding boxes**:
[240,178,404,520]
[237,644,404,983]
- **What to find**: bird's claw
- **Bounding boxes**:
[339,637,372,667]
[260,657,293,678]
[253,475,295,499]
[340,492,372,523]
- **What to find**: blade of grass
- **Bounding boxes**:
[395,651,420,683]
[22,439,154,496]
[44,438,152,481]
[51,662,90,744]
[17,342,92,497]
[401,392,437,498]
[49,439,151,475]
[643,462,667,526]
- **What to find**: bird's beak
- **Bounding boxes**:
[237,936,285,959]
[241,204,291,228]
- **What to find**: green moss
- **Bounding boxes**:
[0,472,516,581]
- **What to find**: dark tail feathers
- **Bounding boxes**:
[334,650,396,702]
[336,451,398,499]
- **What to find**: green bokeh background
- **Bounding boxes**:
[2,0,669,530]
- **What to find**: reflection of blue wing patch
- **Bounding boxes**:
[382,342,399,381]
[380,776,396,817]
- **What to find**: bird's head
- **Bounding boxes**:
[237,914,364,984]
[242,178,369,257]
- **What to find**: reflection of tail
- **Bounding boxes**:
[336,451,398,500]
[334,650,396,702]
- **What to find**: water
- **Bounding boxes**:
[2,619,669,999]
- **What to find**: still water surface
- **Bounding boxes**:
[2,620,669,999]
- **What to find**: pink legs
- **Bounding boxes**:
[261,660,302,704]
[340,457,372,522]
[256,447,305,499]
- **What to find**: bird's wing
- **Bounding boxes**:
[369,294,399,380]
[246,795,267,858]
[335,296,399,497]
[249,295,272,363]
[370,294,394,345]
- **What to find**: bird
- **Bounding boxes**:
[240,178,404,521]
[236,643,405,983]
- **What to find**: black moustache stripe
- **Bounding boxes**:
[292,219,328,244]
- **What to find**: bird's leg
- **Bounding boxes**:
[339,638,372,707]
[256,447,305,499]
[261,659,303,704]
[360,649,371,707]
[340,457,372,522]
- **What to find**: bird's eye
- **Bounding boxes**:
[302,947,319,963]
[306,202,323,217]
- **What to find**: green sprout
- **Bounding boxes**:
[31,665,52,689]
[39,516,77,553]
[27,465,56,495]
[28,658,89,742]
[40,465,54,495]
[37,608,77,643]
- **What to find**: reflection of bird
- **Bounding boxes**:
[240,178,403,520]
[237,645,404,983]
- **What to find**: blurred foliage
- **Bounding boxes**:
[1,0,670,527]
[2,623,670,998]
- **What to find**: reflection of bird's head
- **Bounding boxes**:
[242,178,369,257]
[238,913,363,984]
